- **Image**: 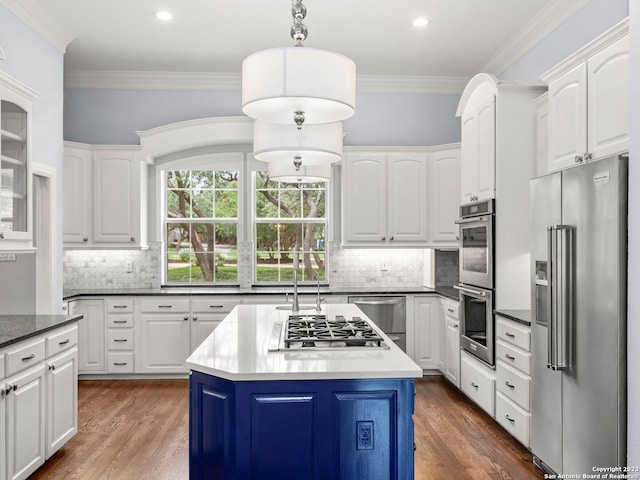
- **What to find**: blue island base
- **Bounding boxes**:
[189,371,416,480]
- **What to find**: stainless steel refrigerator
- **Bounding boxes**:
[530,155,627,476]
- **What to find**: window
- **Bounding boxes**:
[165,170,238,284]
[255,172,327,283]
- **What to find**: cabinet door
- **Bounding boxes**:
[413,297,439,369]
[534,95,549,177]
[0,355,5,480]
[5,364,46,480]
[71,299,105,373]
[62,146,91,244]
[429,148,460,243]
[92,151,138,244]
[475,98,496,201]
[445,319,460,387]
[460,114,478,204]
[587,34,629,159]
[190,314,223,353]
[139,315,190,373]
[387,153,428,242]
[46,347,78,459]
[437,307,446,373]
[548,63,587,172]
[342,153,387,243]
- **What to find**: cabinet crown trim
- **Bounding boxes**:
[540,16,629,83]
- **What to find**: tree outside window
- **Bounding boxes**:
[255,172,327,283]
[165,170,238,284]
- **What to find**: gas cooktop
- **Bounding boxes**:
[268,314,389,352]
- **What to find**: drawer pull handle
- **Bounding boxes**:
[113,362,128,366]
[471,382,479,390]
[113,305,128,309]
[184,316,189,321]
[59,339,70,345]
[21,353,36,361]
[193,316,198,321]
[158,305,173,308]
[505,414,515,423]
[453,324,459,329]
[48,363,56,371]
[505,381,515,389]
[113,320,128,324]
[447,308,454,313]
[114,339,128,342]
[505,332,515,338]
[209,305,224,309]
[505,354,516,361]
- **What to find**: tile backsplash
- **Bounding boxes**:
[63,242,455,289]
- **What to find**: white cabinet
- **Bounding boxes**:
[412,296,439,370]
[444,300,460,387]
[428,146,461,245]
[139,298,191,374]
[495,315,531,447]
[63,142,146,248]
[543,25,629,172]
[0,353,4,480]
[45,346,78,458]
[69,299,106,373]
[460,351,495,417]
[459,93,495,204]
[189,297,237,352]
[342,150,428,245]
[533,93,549,178]
[0,72,37,250]
[105,298,135,374]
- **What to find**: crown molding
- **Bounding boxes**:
[64,69,469,94]
[0,0,74,52]
[478,0,591,76]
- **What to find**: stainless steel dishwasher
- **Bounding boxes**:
[348,296,406,352]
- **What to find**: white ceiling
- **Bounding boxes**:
[3,0,588,91]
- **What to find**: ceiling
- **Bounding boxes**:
[4,0,585,91]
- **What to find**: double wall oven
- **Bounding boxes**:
[455,199,495,366]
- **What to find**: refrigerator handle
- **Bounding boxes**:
[548,225,573,371]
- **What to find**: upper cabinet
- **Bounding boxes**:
[342,150,428,245]
[0,72,37,250]
[542,20,629,173]
[341,146,460,248]
[63,142,147,249]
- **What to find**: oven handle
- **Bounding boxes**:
[454,216,488,225]
[351,298,404,305]
[453,285,487,297]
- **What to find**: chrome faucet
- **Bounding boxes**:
[292,270,300,312]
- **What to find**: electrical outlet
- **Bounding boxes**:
[125,261,133,273]
[356,421,374,450]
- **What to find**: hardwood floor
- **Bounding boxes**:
[32,376,543,479]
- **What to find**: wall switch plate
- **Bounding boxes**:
[125,261,133,273]
[356,421,374,450]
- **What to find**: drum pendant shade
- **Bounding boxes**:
[242,46,356,125]
[253,120,343,165]
[268,162,331,183]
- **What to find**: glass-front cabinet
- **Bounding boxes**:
[0,72,37,248]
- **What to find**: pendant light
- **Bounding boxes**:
[253,121,343,165]
[267,161,331,183]
[242,0,356,129]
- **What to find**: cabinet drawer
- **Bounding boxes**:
[461,355,495,417]
[107,313,134,328]
[496,318,530,351]
[107,329,134,351]
[141,298,190,313]
[496,360,530,411]
[190,297,237,313]
[106,298,134,313]
[496,391,530,448]
[443,298,459,320]
[46,324,79,357]
[6,338,46,377]
[107,352,134,373]
[496,340,531,375]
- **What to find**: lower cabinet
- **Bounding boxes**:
[436,297,460,388]
[460,351,496,417]
[46,347,78,458]
[189,372,416,480]
[413,296,439,370]
[70,299,105,373]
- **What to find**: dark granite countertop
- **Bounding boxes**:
[435,286,458,301]
[0,314,83,349]
[494,309,531,326]
[63,286,445,299]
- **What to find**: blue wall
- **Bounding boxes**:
[63,87,462,147]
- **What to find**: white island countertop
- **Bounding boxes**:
[186,303,423,381]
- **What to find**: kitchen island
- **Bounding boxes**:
[186,303,422,480]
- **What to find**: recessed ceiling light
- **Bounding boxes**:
[412,17,429,27]
[154,10,173,21]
